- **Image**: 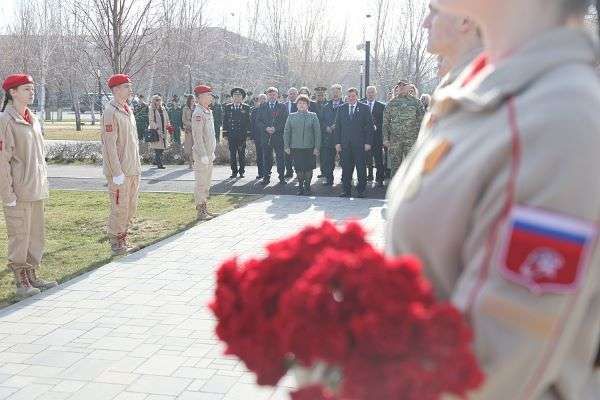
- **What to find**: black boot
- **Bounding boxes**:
[304,171,313,195]
[296,172,305,195]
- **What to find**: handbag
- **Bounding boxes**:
[144,107,161,142]
[144,128,159,143]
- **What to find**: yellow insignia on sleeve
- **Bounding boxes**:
[423,139,452,174]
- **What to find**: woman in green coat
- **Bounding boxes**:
[284,95,321,195]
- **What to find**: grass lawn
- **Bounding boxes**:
[44,121,101,141]
[0,190,258,307]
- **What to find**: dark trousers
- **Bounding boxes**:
[254,137,265,178]
[341,144,367,194]
[367,143,385,182]
[154,149,164,167]
[214,125,221,142]
[284,152,294,175]
[320,146,336,182]
[228,136,246,174]
[263,135,285,180]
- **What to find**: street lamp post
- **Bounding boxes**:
[360,64,364,99]
[364,14,372,96]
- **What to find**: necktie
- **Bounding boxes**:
[270,103,274,110]
[369,102,373,113]
[350,105,355,118]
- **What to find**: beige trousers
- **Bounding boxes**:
[3,200,44,271]
[107,175,140,236]
[194,163,213,207]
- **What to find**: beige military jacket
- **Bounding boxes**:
[437,46,484,91]
[386,27,600,400]
[191,105,217,167]
[101,100,141,178]
[0,105,49,203]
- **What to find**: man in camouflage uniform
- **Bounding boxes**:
[167,95,183,146]
[382,80,425,174]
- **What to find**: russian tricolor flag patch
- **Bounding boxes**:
[499,206,597,295]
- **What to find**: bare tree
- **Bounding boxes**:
[73,0,162,76]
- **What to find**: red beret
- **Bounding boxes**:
[107,74,131,89]
[194,85,212,95]
[2,74,34,91]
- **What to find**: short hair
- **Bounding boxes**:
[296,95,310,105]
[266,87,278,94]
[366,86,377,93]
[420,93,431,105]
[288,87,298,95]
[258,94,267,101]
[331,84,342,91]
[408,84,420,98]
[347,87,359,95]
[299,86,310,95]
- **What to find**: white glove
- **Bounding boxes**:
[5,200,16,207]
[201,156,210,164]
[112,174,125,186]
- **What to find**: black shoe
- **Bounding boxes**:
[230,173,238,178]
[262,177,270,185]
[339,192,350,198]
[239,173,245,178]
[297,186,305,195]
[317,174,324,178]
[285,172,294,179]
[157,165,166,169]
[256,175,262,180]
[376,181,385,188]
[356,192,366,198]
[367,175,374,182]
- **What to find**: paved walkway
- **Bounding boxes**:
[0,195,386,400]
[48,165,389,199]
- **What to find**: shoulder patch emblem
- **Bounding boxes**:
[105,124,113,133]
[196,115,203,122]
[499,206,597,295]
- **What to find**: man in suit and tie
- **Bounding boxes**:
[335,87,375,198]
[283,88,299,178]
[361,86,386,187]
[257,87,289,185]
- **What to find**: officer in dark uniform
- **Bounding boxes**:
[314,86,328,178]
[222,88,251,178]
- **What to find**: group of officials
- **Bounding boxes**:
[208,82,425,198]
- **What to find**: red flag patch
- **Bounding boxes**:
[105,124,113,133]
[195,116,202,122]
[499,206,597,295]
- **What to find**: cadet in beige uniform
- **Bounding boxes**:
[191,85,217,220]
[0,74,57,298]
[386,0,600,398]
[101,74,141,255]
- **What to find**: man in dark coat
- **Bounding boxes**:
[167,95,183,145]
[222,88,251,178]
[335,87,375,198]
[361,86,386,187]
[256,87,288,185]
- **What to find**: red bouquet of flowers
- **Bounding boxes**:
[210,221,484,399]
